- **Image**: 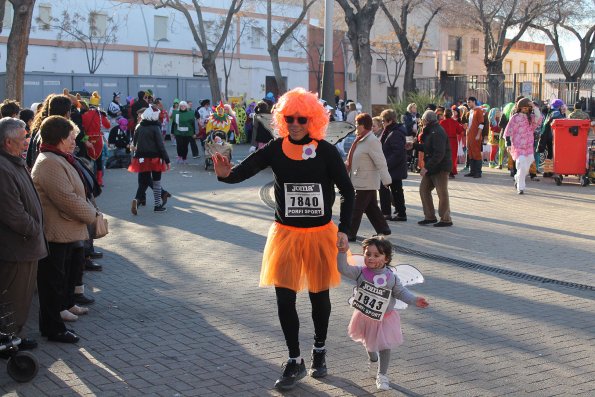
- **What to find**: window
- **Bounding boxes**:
[376,59,386,73]
[471,37,479,54]
[504,60,512,75]
[154,15,168,41]
[38,4,51,30]
[89,12,107,37]
[3,2,13,29]
[519,61,527,74]
[282,38,293,52]
[414,62,423,75]
[448,36,462,61]
[251,26,264,49]
[533,63,540,73]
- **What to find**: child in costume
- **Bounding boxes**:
[338,236,429,391]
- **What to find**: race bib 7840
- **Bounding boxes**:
[284,183,324,217]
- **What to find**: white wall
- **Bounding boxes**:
[0,0,309,100]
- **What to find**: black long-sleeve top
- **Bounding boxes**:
[219,135,355,233]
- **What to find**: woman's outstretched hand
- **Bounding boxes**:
[212,152,232,178]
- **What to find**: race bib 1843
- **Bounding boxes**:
[351,280,391,321]
[284,183,324,217]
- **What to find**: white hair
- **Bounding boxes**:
[0,117,26,149]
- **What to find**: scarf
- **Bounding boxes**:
[40,143,90,197]
[345,130,370,172]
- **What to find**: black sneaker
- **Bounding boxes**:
[274,359,306,391]
[154,205,167,212]
[74,293,95,305]
[417,219,438,225]
[309,349,327,378]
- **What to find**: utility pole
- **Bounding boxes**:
[320,0,334,104]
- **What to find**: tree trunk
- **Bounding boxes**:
[355,34,372,112]
[402,54,416,98]
[6,0,35,103]
[202,53,221,103]
[486,62,505,106]
[269,46,287,94]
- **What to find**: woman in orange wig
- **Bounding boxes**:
[213,87,354,391]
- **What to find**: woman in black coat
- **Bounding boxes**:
[379,109,408,221]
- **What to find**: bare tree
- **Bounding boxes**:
[46,9,119,74]
[2,0,36,103]
[291,31,323,94]
[530,2,595,82]
[380,0,442,97]
[266,0,316,94]
[220,14,253,99]
[335,0,383,112]
[149,0,243,103]
[371,33,405,102]
[456,0,552,105]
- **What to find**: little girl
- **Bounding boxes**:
[338,236,429,391]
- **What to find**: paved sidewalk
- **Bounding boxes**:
[1,144,593,396]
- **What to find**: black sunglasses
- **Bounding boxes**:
[284,116,308,125]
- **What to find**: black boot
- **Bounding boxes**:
[473,160,482,178]
[275,359,306,390]
[464,159,476,177]
[309,348,327,378]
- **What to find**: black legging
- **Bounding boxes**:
[135,171,161,201]
[379,179,406,217]
[275,287,331,358]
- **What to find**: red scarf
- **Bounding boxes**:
[40,143,90,197]
[346,131,370,172]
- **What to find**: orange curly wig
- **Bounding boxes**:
[272,87,329,141]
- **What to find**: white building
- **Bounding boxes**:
[0,0,310,104]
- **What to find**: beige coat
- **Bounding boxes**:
[349,132,391,190]
[31,152,97,243]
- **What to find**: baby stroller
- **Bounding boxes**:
[204,130,232,170]
[0,302,39,382]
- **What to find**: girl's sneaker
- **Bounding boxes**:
[376,373,390,390]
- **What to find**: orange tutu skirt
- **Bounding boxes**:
[260,221,341,293]
[128,157,167,173]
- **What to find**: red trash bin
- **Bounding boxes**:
[551,119,590,186]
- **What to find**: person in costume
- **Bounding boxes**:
[128,107,171,213]
[538,99,565,177]
[234,103,247,143]
[337,237,428,391]
[464,97,484,178]
[487,108,501,168]
[107,92,123,126]
[498,102,515,169]
[439,108,465,178]
[81,91,110,186]
[503,98,543,194]
[213,87,355,391]
[206,101,232,143]
[223,103,239,144]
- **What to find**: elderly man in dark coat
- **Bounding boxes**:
[406,110,453,227]
[0,117,47,350]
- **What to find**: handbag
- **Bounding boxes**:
[93,213,109,239]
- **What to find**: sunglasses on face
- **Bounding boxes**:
[284,116,308,125]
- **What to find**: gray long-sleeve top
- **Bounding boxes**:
[338,252,417,312]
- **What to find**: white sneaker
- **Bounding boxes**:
[60,310,78,322]
[69,305,89,315]
[376,374,390,391]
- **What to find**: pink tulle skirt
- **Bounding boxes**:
[348,310,403,352]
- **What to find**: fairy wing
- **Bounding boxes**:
[392,265,424,310]
[392,265,424,286]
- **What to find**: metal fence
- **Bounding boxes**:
[415,73,595,108]
[0,72,213,110]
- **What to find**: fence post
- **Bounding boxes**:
[538,73,542,103]
[513,73,517,100]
